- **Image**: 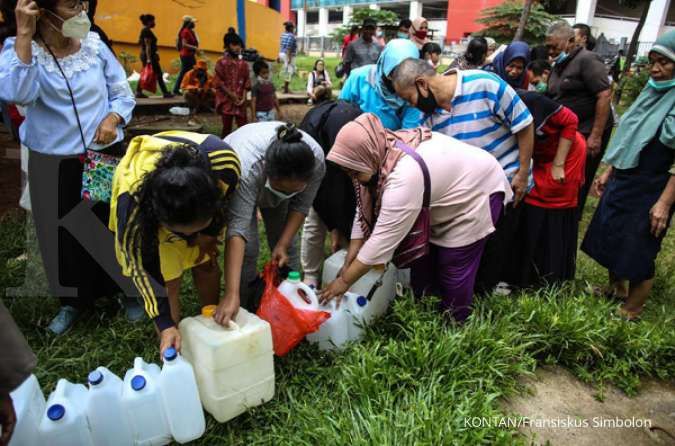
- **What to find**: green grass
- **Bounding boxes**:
[270,56,341,94]
[1,193,674,445]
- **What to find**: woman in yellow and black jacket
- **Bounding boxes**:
[110,131,240,355]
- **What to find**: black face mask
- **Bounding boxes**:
[415,83,438,115]
[381,75,395,93]
[227,49,239,58]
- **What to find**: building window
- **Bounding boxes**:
[329,9,342,24]
[307,10,319,24]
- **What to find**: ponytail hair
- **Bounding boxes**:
[265,123,315,182]
[130,145,224,258]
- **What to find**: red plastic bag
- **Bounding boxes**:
[256,262,330,356]
[139,64,157,93]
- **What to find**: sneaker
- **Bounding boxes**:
[124,298,145,322]
[163,93,175,99]
[135,93,148,99]
[493,282,512,296]
[187,119,199,127]
[47,305,80,335]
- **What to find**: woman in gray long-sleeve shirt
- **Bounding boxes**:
[214,122,325,325]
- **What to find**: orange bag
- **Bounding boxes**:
[139,64,157,93]
[256,262,330,356]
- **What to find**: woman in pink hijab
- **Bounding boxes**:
[319,114,512,321]
[410,17,430,50]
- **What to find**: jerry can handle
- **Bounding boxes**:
[295,281,320,307]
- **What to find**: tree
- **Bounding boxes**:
[621,0,652,79]
[474,0,557,44]
[331,8,399,43]
[514,0,535,42]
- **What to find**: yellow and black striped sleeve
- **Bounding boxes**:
[116,193,174,331]
[201,135,241,197]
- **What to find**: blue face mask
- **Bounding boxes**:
[397,32,409,39]
[648,77,675,90]
[554,52,568,64]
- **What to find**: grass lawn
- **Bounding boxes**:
[1,193,674,444]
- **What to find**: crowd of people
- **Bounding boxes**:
[0,3,674,425]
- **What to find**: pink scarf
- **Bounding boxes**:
[327,113,431,238]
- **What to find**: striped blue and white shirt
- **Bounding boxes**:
[424,69,533,180]
[280,32,297,56]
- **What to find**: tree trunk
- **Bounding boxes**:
[622,0,651,79]
[514,0,535,42]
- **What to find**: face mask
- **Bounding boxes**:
[554,51,567,65]
[415,83,438,115]
[257,75,269,83]
[414,30,428,40]
[397,32,409,39]
[535,82,548,93]
[648,77,675,90]
[227,49,239,57]
[265,180,303,200]
[47,10,91,40]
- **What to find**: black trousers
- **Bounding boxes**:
[475,202,524,293]
[576,126,613,220]
[173,55,196,94]
[28,146,132,309]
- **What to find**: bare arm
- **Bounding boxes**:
[512,123,534,206]
[14,0,39,64]
[551,137,573,182]
[270,210,305,267]
[214,235,246,325]
[650,175,675,238]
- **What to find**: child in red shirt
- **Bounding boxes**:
[214,34,250,137]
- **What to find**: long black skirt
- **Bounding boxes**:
[581,136,674,282]
[508,204,579,288]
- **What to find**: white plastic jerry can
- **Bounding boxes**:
[121,358,172,446]
[9,374,46,446]
[159,347,205,444]
[322,250,397,322]
[278,271,319,310]
[344,292,369,342]
[38,379,94,446]
[306,296,350,351]
[179,306,275,424]
[85,367,133,446]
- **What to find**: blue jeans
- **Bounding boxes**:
[256,110,276,122]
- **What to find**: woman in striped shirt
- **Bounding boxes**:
[110,131,240,355]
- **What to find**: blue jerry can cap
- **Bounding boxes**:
[131,375,146,391]
[47,404,65,421]
[356,296,367,307]
[163,347,177,361]
[88,370,103,386]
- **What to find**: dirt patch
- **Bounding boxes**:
[501,366,675,445]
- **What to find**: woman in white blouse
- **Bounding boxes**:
[0,0,136,334]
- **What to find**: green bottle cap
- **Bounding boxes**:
[288,271,301,282]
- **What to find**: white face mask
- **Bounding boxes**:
[46,10,91,40]
[265,179,303,200]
